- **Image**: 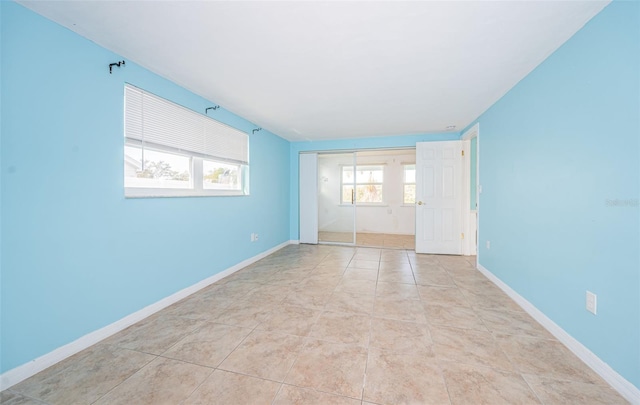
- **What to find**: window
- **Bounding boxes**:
[403,164,416,204]
[341,165,384,204]
[124,84,249,197]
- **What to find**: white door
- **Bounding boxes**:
[299,153,318,244]
[415,141,464,254]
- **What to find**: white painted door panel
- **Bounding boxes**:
[415,141,463,254]
[299,153,318,244]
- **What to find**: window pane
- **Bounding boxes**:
[342,186,354,203]
[356,166,383,184]
[203,160,241,190]
[356,184,383,203]
[404,184,416,204]
[124,145,191,188]
[404,165,416,183]
[342,167,354,183]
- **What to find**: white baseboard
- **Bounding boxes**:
[289,239,300,245]
[0,240,293,391]
[477,264,640,404]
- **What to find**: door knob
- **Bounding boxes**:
[417,201,424,205]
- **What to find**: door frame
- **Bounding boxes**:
[461,123,479,257]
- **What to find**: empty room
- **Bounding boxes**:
[1,1,638,404]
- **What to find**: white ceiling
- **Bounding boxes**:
[20,1,609,141]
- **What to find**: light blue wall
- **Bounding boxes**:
[471,1,639,388]
[289,133,459,240]
[0,2,290,373]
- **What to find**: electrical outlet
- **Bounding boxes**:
[586,291,597,315]
[486,240,490,249]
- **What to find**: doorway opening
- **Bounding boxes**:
[316,148,416,249]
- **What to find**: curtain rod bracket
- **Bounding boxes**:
[109,60,125,74]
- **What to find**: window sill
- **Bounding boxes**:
[338,203,388,207]
[125,188,248,198]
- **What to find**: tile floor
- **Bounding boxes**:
[1,245,628,405]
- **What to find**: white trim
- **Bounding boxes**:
[461,122,479,140]
[462,140,471,255]
[0,240,293,391]
[461,123,479,261]
[477,264,640,404]
[468,210,477,255]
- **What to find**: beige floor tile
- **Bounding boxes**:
[282,289,332,310]
[352,252,381,261]
[461,287,525,312]
[213,301,275,328]
[103,315,204,355]
[257,305,322,336]
[369,318,432,353]
[380,254,410,264]
[377,269,416,284]
[375,281,420,300]
[240,284,292,306]
[0,391,43,405]
[423,303,488,331]
[524,374,628,404]
[162,295,229,320]
[93,357,211,405]
[347,259,380,270]
[431,325,515,372]
[285,339,367,399]
[378,261,413,272]
[219,330,305,382]
[183,370,281,405]
[413,268,457,287]
[496,334,604,384]
[363,349,450,405]
[335,279,377,295]
[4,247,623,405]
[161,322,252,367]
[303,274,343,289]
[475,307,554,339]
[208,281,263,301]
[273,385,362,405]
[342,267,379,281]
[373,297,428,323]
[311,265,347,277]
[11,345,155,405]
[325,291,375,314]
[310,311,371,346]
[441,361,541,405]
[418,285,471,307]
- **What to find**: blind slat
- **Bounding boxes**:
[124,84,249,164]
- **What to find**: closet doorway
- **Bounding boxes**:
[312,148,416,249]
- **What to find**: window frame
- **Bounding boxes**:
[123,84,249,198]
[402,163,416,205]
[340,164,385,205]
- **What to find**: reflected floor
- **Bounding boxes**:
[318,231,414,249]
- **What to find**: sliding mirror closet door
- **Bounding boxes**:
[317,153,356,244]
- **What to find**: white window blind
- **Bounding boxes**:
[124,84,248,164]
